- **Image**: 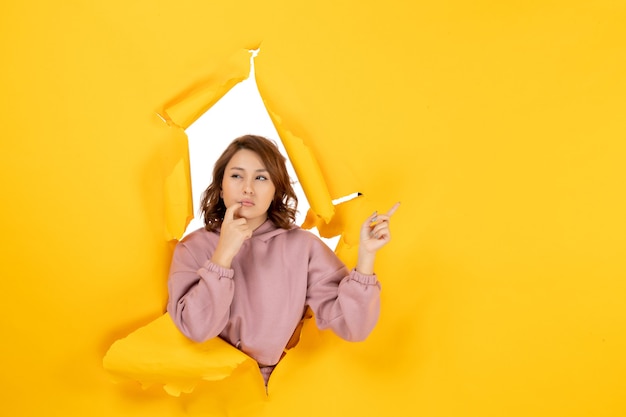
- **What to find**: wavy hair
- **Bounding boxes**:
[200,135,298,231]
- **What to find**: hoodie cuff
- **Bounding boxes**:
[200,260,235,280]
[349,268,378,285]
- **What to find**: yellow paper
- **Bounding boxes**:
[102,314,261,396]
[2,1,626,416]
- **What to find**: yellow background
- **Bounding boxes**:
[2,0,625,416]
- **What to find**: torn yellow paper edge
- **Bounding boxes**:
[160,49,253,239]
[159,49,253,130]
[164,154,193,241]
[103,314,257,396]
[265,108,335,223]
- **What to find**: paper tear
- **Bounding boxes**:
[103,314,258,397]
[158,49,253,130]
[181,47,317,237]
[158,48,256,240]
[164,156,193,240]
[265,110,335,223]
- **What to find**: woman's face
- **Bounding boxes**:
[221,149,276,230]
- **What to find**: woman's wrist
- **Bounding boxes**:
[211,247,234,269]
[355,249,376,275]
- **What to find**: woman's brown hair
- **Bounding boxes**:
[200,135,298,231]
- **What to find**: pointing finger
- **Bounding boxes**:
[386,202,401,217]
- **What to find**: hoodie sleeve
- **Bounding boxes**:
[167,241,235,342]
[305,238,381,342]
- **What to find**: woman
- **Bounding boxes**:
[167,134,398,385]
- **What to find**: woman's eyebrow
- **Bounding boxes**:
[229,167,268,172]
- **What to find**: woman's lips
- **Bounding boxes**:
[240,200,254,207]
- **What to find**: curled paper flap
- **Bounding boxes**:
[266,108,335,223]
[159,49,253,130]
[103,314,259,396]
[164,153,193,240]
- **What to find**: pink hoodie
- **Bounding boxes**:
[167,220,381,367]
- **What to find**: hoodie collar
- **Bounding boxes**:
[252,219,298,242]
[216,219,296,242]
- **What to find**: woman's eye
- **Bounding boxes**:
[230,174,242,179]
[256,176,268,181]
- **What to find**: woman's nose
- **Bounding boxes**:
[243,180,254,194]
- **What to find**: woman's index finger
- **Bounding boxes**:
[386,202,401,217]
[224,202,241,221]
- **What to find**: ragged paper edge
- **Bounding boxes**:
[164,155,193,241]
[159,48,255,240]
[158,48,254,130]
[255,62,366,235]
[103,314,257,397]
[263,107,336,224]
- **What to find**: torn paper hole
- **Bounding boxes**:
[184,49,338,249]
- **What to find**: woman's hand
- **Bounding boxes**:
[360,202,400,253]
[356,202,400,274]
[211,203,252,268]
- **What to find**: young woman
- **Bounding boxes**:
[167,134,398,385]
